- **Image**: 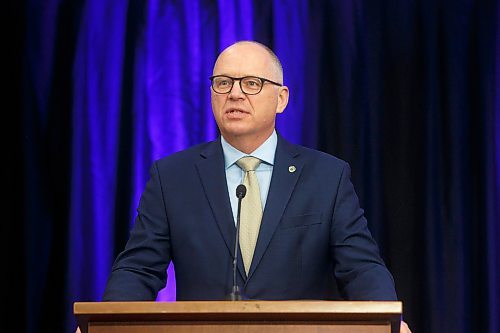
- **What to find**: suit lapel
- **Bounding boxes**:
[246,136,303,280]
[195,140,235,258]
[195,139,247,280]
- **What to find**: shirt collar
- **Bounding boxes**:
[221,130,277,169]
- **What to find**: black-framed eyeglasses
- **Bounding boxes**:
[209,75,283,95]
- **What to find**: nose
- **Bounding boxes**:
[228,79,246,99]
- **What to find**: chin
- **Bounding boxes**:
[221,124,252,137]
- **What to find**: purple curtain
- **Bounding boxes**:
[15,1,499,332]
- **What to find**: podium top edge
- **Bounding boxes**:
[74,300,402,315]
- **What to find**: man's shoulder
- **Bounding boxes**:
[154,140,219,168]
[282,139,348,168]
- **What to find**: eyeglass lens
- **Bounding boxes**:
[212,76,263,94]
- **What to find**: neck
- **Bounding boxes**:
[223,130,274,154]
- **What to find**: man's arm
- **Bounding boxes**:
[103,161,171,300]
[330,162,397,300]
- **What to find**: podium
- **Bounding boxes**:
[74,300,402,333]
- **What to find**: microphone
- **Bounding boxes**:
[227,184,246,301]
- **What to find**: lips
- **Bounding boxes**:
[225,108,249,114]
[224,108,250,120]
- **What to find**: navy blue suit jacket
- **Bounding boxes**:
[103,135,397,301]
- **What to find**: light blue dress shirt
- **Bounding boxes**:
[221,131,277,225]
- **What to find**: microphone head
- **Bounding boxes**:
[236,184,247,199]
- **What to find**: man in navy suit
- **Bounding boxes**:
[101,40,411,332]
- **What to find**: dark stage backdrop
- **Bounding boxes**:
[9,1,499,333]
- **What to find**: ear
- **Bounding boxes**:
[275,86,289,114]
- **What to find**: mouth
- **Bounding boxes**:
[224,108,251,120]
[225,108,249,115]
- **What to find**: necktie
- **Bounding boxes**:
[236,156,263,275]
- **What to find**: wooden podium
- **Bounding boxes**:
[74,300,402,333]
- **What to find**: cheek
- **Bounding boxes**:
[257,97,279,119]
[211,96,224,115]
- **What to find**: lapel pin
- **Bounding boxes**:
[288,165,296,173]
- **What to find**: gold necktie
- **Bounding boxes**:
[236,156,263,275]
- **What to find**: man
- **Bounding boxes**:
[100,41,411,332]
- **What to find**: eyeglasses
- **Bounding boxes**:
[209,75,283,95]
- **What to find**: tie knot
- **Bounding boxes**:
[236,156,261,172]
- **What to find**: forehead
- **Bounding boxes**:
[213,44,274,77]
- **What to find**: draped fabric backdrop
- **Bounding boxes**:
[9,1,498,333]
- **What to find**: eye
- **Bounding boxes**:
[243,78,262,89]
[216,78,231,87]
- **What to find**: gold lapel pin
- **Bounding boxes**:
[288,165,296,173]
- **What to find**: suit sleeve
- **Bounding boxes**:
[102,161,171,301]
[330,162,397,300]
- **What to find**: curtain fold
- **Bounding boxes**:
[67,0,129,326]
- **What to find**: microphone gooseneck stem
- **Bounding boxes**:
[229,184,246,301]
[231,196,243,300]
